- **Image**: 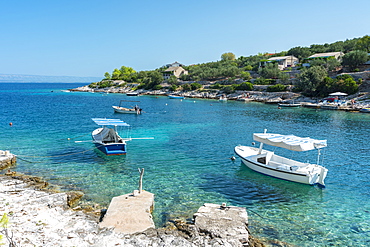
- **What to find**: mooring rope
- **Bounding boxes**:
[14,145,104,163]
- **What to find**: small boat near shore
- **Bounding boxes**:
[168,95,185,99]
[300,102,320,108]
[359,108,370,113]
[219,94,227,101]
[278,102,301,107]
[234,130,328,186]
[126,92,140,96]
[112,100,142,114]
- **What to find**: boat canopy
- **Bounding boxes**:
[92,118,130,127]
[253,133,327,151]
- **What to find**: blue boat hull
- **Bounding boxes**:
[94,143,127,155]
[359,108,370,113]
[168,95,184,99]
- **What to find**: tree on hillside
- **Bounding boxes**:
[111,68,121,80]
[287,46,312,61]
[295,66,327,96]
[168,75,178,85]
[120,66,136,76]
[221,52,236,61]
[309,58,341,72]
[327,41,344,52]
[258,63,281,79]
[316,74,359,97]
[334,75,359,95]
[342,50,369,70]
[326,58,342,72]
[240,71,252,80]
[104,72,111,80]
[356,35,370,52]
[143,71,163,89]
[343,38,358,53]
[310,44,329,53]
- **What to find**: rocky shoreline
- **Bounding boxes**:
[1,154,266,246]
[70,85,370,110]
[0,173,267,247]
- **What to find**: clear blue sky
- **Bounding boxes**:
[1,0,369,77]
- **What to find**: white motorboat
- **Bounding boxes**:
[112,100,142,114]
[126,92,140,96]
[219,95,227,101]
[278,102,301,107]
[234,131,328,187]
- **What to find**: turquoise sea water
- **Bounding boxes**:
[0,83,369,246]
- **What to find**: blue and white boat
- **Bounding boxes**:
[168,94,184,99]
[91,118,131,155]
[359,108,370,113]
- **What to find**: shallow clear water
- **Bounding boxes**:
[0,83,369,246]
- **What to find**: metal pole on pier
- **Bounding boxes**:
[138,168,144,194]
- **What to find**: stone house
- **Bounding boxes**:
[303,52,345,67]
[307,51,344,60]
[163,61,188,79]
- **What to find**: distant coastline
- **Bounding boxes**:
[0,74,102,83]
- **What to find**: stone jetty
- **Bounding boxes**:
[99,190,155,234]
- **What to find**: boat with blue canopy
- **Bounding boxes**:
[91,118,131,155]
[91,118,154,156]
[234,130,328,186]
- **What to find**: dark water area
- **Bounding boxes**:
[0,83,369,246]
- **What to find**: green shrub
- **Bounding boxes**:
[92,81,115,88]
[190,82,202,90]
[234,82,253,91]
[255,78,275,85]
[222,85,235,94]
[170,84,178,91]
[267,84,287,92]
[153,85,162,90]
[209,83,223,89]
[182,84,191,91]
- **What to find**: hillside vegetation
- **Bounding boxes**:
[89,35,370,97]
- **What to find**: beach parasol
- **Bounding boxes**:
[329,92,348,96]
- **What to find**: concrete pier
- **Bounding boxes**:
[99,190,155,234]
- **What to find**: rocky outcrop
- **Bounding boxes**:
[0,150,16,170]
[193,203,250,246]
[0,175,264,246]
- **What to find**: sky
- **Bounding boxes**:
[1,0,369,77]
